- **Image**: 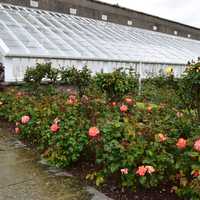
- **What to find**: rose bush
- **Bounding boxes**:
[0,62,200,199]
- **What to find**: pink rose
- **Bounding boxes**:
[67,95,77,105]
[50,123,60,133]
[120,105,128,112]
[67,99,74,105]
[21,115,30,124]
[192,170,200,177]
[15,127,20,134]
[194,139,200,152]
[88,127,100,137]
[176,138,187,149]
[136,166,147,176]
[147,106,153,113]
[124,98,133,105]
[158,133,167,142]
[111,102,117,107]
[121,168,128,175]
[16,91,23,98]
[145,166,155,174]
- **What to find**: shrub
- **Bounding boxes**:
[61,66,92,96]
[24,63,59,84]
[1,62,200,200]
[140,75,181,107]
[94,67,138,100]
[178,62,200,122]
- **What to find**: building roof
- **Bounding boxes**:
[90,0,200,31]
[0,3,200,64]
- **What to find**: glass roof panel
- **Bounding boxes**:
[0,4,199,64]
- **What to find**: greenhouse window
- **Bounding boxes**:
[30,0,39,8]
[127,20,133,26]
[102,15,108,21]
[174,30,178,35]
[153,25,158,31]
[70,8,77,15]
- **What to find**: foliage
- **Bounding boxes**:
[1,62,200,200]
[177,62,200,122]
[61,66,92,96]
[94,67,138,100]
[0,85,200,200]
[140,75,181,108]
[24,63,59,84]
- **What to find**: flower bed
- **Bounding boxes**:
[0,86,200,200]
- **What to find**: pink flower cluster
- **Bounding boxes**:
[14,115,31,134]
[136,165,155,176]
[174,138,200,152]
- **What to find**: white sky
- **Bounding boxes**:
[99,0,200,28]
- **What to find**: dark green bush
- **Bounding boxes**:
[24,63,59,84]
[61,66,92,96]
[1,78,200,200]
[140,75,181,107]
[94,67,138,100]
[178,62,200,122]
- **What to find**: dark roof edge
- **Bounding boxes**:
[90,0,200,31]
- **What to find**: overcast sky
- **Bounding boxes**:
[99,0,200,28]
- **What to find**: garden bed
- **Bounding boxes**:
[0,62,199,200]
[68,160,183,200]
[0,86,200,200]
[0,119,182,200]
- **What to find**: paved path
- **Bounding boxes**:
[0,124,91,200]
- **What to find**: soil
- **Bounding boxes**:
[67,160,183,200]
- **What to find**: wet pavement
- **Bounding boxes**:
[0,123,112,200]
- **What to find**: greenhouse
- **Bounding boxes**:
[0,3,200,82]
